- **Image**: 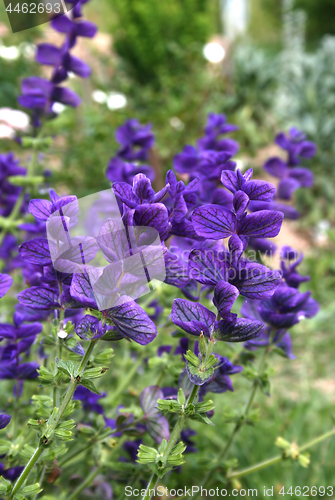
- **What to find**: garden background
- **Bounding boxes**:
[0,0,335,496]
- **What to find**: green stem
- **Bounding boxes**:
[67,467,101,500]
[196,347,270,494]
[141,473,159,500]
[33,466,46,500]
[141,384,200,500]
[8,446,44,499]
[8,340,97,499]
[228,428,335,480]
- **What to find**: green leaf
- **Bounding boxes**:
[184,350,200,367]
[0,475,11,494]
[80,378,102,395]
[186,362,214,386]
[56,359,79,378]
[0,439,12,454]
[41,336,56,346]
[157,399,183,414]
[84,367,109,379]
[177,388,186,406]
[21,483,43,496]
[188,413,215,426]
[194,400,215,413]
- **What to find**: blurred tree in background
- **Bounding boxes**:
[110,0,218,87]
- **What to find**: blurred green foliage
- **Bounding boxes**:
[110,0,218,88]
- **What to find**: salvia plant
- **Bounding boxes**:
[0,5,333,500]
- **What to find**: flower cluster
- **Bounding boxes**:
[106,119,155,185]
[18,2,97,125]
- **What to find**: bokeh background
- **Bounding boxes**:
[1,0,335,493]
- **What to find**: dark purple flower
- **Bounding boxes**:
[200,355,243,395]
[197,113,239,154]
[264,157,314,200]
[280,246,310,288]
[28,189,78,221]
[188,248,282,300]
[18,76,81,111]
[171,282,264,343]
[244,327,296,360]
[0,413,11,429]
[74,385,105,414]
[0,361,39,380]
[106,157,155,184]
[0,273,13,298]
[0,463,24,482]
[166,170,199,224]
[275,128,317,166]
[115,119,155,162]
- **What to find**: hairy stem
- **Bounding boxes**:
[141,384,200,500]
[196,347,270,494]
[8,340,97,499]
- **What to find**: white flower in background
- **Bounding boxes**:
[0,108,29,139]
[235,158,247,172]
[314,220,331,245]
[52,103,66,114]
[19,42,36,60]
[169,117,184,130]
[92,89,108,104]
[0,44,20,60]
[203,42,226,63]
[106,92,127,110]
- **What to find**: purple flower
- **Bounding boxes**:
[74,385,105,414]
[0,413,11,429]
[171,281,264,343]
[18,76,81,111]
[197,113,239,154]
[70,272,157,345]
[188,247,282,300]
[280,246,310,288]
[242,284,319,330]
[200,355,243,395]
[0,361,39,380]
[264,157,314,200]
[275,128,316,166]
[51,13,97,48]
[106,157,155,184]
[244,327,296,360]
[166,170,199,225]
[115,119,155,162]
[192,169,283,244]
[0,463,24,482]
[28,189,78,221]
[0,273,13,298]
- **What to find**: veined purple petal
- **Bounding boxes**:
[231,262,282,299]
[188,249,229,286]
[76,315,104,340]
[243,180,276,202]
[237,210,283,238]
[213,282,239,317]
[220,170,240,193]
[192,205,236,239]
[19,238,51,266]
[140,385,164,416]
[134,203,169,235]
[108,301,157,345]
[233,190,249,217]
[171,298,215,337]
[132,174,156,202]
[112,182,138,208]
[70,271,98,309]
[214,318,264,342]
[17,286,60,310]
[0,273,13,298]
[29,198,53,220]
